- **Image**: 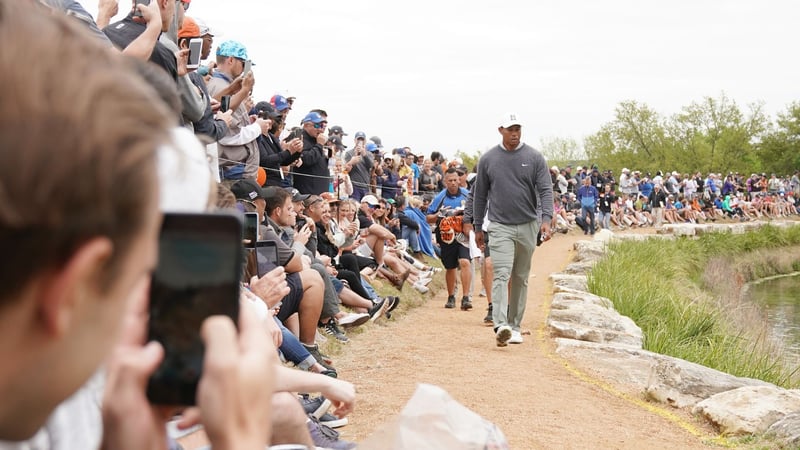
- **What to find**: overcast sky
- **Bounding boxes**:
[91,0,799,159]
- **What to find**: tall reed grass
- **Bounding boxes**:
[587,225,800,388]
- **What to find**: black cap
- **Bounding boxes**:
[252,101,281,120]
[329,125,347,136]
[284,187,310,202]
[230,179,265,201]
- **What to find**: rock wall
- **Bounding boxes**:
[547,222,800,443]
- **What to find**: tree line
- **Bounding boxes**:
[542,93,800,176]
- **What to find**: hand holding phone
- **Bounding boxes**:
[187,38,203,69]
[248,265,289,308]
[146,213,243,406]
[195,307,275,449]
[133,0,150,18]
[220,95,231,113]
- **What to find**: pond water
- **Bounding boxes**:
[747,273,800,359]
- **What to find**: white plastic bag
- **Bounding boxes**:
[359,384,509,450]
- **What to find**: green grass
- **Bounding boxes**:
[587,225,800,388]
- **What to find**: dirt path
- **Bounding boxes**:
[334,233,717,449]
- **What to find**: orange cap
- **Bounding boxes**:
[178,16,200,39]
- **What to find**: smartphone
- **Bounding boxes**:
[295,217,307,231]
[146,212,243,406]
[220,95,231,113]
[254,240,279,277]
[243,212,259,247]
[241,60,252,79]
[133,0,150,17]
[282,127,302,142]
[187,38,203,69]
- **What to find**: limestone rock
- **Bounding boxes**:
[646,359,772,409]
[765,411,800,448]
[563,260,596,275]
[664,224,697,236]
[549,273,587,292]
[593,228,614,243]
[554,339,661,389]
[551,291,613,309]
[692,386,800,435]
[573,240,606,262]
[548,301,642,348]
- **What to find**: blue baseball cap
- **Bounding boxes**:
[366,142,378,152]
[271,95,290,112]
[354,131,366,140]
[302,112,325,124]
[216,40,249,60]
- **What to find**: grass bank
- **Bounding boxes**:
[587,225,800,388]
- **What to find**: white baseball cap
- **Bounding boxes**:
[499,112,522,128]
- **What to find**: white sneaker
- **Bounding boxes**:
[495,325,512,347]
[413,282,429,293]
[509,330,524,344]
[338,312,370,328]
[417,276,432,286]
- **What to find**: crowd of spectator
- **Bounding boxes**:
[3,2,487,449]
[550,165,800,234]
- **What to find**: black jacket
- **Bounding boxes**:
[292,131,331,195]
[258,133,300,187]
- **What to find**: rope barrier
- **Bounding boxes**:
[213,155,402,192]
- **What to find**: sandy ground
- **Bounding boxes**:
[180,230,722,449]
[332,231,719,449]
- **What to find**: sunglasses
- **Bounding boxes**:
[369,204,383,209]
[313,122,328,129]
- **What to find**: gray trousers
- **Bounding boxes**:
[487,220,539,331]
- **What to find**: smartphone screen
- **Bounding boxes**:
[146,213,242,405]
[243,212,259,247]
[220,95,231,113]
[254,240,279,277]
[187,38,203,69]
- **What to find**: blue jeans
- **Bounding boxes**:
[402,226,421,252]
[360,277,379,301]
[597,210,611,229]
[581,205,596,234]
[275,317,316,370]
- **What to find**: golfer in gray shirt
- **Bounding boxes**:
[465,113,554,347]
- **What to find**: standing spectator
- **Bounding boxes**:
[704,173,719,201]
[597,184,615,230]
[430,151,446,190]
[554,166,568,196]
[206,40,262,181]
[427,168,472,311]
[468,113,554,347]
[577,177,599,235]
[253,101,303,187]
[683,173,698,200]
[648,183,668,227]
[418,158,440,195]
[103,0,176,79]
[405,151,420,194]
[344,131,374,200]
[378,155,402,200]
[293,112,331,195]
